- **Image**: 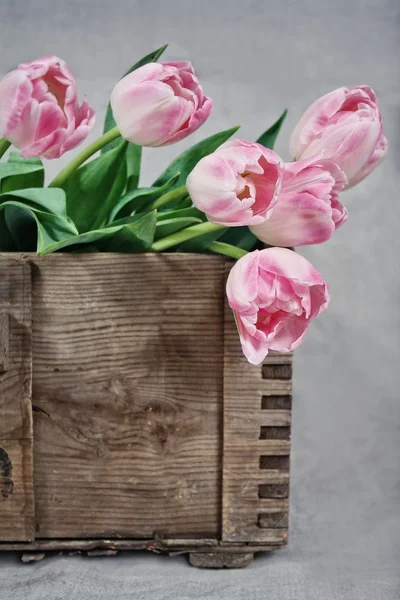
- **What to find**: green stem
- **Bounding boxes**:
[151,221,225,252]
[0,138,11,159]
[147,186,188,211]
[48,126,121,188]
[208,241,248,260]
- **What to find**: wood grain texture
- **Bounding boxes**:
[29,253,226,539]
[222,263,292,544]
[0,313,9,373]
[0,256,32,440]
[189,551,254,568]
[0,255,34,541]
[0,440,34,541]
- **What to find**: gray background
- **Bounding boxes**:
[0,0,399,598]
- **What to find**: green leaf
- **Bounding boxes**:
[176,227,228,253]
[102,44,168,144]
[4,205,37,250]
[0,187,69,219]
[155,216,203,240]
[256,110,288,150]
[0,153,44,193]
[153,126,241,189]
[126,143,142,191]
[108,173,180,222]
[0,200,77,254]
[0,187,75,252]
[156,206,204,222]
[38,211,157,255]
[218,226,260,251]
[62,142,128,232]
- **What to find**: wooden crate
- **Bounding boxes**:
[0,253,292,568]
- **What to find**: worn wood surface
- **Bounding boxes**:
[0,255,34,541]
[222,264,292,544]
[189,551,254,568]
[29,253,225,539]
[0,537,281,555]
[0,256,32,440]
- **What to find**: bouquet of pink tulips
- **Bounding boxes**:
[0,46,387,365]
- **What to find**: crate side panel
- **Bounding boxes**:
[0,255,34,541]
[31,254,225,539]
[222,263,292,544]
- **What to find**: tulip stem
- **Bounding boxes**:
[48,126,121,188]
[208,241,248,260]
[151,221,225,252]
[0,139,11,159]
[147,186,188,211]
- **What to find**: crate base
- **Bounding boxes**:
[0,538,283,568]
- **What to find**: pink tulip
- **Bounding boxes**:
[289,86,386,186]
[226,247,330,365]
[0,56,95,159]
[110,61,212,147]
[186,139,283,226]
[250,156,348,247]
[346,132,388,188]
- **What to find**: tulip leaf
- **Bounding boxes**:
[62,142,128,232]
[176,227,228,253]
[153,126,241,189]
[38,210,157,255]
[0,192,78,254]
[0,153,44,193]
[0,187,70,219]
[156,206,204,222]
[108,173,180,222]
[257,109,288,149]
[102,44,168,143]
[126,143,142,191]
[155,216,203,240]
[217,226,260,251]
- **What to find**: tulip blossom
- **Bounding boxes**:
[110,61,212,147]
[346,132,388,188]
[289,86,386,186]
[250,156,348,247]
[226,247,330,365]
[0,56,95,159]
[186,139,283,226]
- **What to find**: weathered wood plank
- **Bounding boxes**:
[0,313,9,373]
[0,256,32,440]
[189,552,254,568]
[0,440,34,541]
[222,262,292,544]
[29,254,226,539]
[0,255,34,541]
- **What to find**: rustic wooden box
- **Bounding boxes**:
[0,253,292,568]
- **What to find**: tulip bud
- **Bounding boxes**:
[186,139,283,226]
[250,156,348,247]
[289,86,386,187]
[0,56,95,159]
[110,61,212,147]
[226,247,330,365]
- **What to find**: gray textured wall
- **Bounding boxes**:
[0,1,399,598]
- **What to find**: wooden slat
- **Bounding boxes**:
[0,256,33,440]
[222,262,292,544]
[0,254,34,541]
[29,253,225,539]
[0,440,34,541]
